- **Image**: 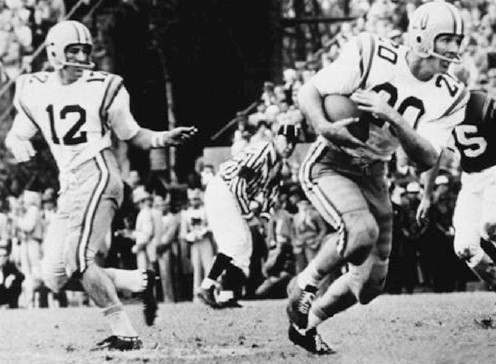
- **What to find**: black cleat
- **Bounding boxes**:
[197,286,220,308]
[142,269,158,326]
[288,325,335,355]
[286,278,317,329]
[217,299,243,309]
[92,335,143,351]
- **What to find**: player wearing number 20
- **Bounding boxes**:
[287,1,469,354]
[5,21,197,350]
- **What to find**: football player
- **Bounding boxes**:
[197,123,300,309]
[287,1,468,354]
[5,20,197,350]
[418,90,496,300]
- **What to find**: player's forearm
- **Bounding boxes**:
[297,83,329,134]
[420,151,444,202]
[128,128,172,150]
[388,113,437,172]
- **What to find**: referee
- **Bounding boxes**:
[197,122,301,308]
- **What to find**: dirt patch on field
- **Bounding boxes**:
[2,292,496,364]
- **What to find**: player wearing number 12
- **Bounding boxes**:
[286,1,468,354]
[5,20,197,350]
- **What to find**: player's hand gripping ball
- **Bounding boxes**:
[323,94,370,143]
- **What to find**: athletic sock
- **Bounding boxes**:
[201,278,217,290]
[481,238,496,263]
[207,253,233,281]
[103,304,138,337]
[307,310,324,330]
[297,261,323,290]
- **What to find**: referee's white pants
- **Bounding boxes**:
[204,176,252,276]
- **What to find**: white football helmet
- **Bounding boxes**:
[408,1,464,63]
[45,20,95,70]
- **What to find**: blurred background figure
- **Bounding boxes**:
[0,243,24,308]
[180,189,213,302]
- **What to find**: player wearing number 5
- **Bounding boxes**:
[417,90,496,301]
[5,21,197,350]
[286,1,468,354]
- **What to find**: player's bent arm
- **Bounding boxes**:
[387,111,438,172]
[297,82,330,135]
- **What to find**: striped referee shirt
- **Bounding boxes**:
[219,141,282,220]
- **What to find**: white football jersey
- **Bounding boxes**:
[311,32,469,161]
[9,70,140,175]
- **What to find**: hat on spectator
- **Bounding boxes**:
[435,175,450,186]
[133,186,151,204]
[406,181,421,194]
[42,188,56,202]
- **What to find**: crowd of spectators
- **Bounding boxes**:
[2,0,496,308]
[0,0,66,79]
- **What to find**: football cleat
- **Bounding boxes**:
[92,335,143,351]
[286,278,317,329]
[197,286,221,309]
[288,325,335,355]
[142,269,158,326]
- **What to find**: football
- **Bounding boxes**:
[323,94,369,142]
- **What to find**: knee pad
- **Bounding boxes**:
[344,211,379,265]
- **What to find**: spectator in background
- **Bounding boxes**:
[16,189,44,308]
[231,128,250,157]
[132,187,154,271]
[0,197,9,243]
[150,195,164,301]
[250,120,273,145]
[291,187,327,274]
[266,193,293,252]
[261,81,277,106]
[180,189,213,301]
[200,164,215,190]
[283,68,300,106]
[402,181,429,290]
[157,195,180,302]
[255,233,295,299]
[0,243,24,308]
[248,103,267,129]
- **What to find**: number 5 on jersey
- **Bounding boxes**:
[46,104,88,145]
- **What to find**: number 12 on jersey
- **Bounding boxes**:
[46,104,88,145]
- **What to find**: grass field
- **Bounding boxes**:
[2,292,496,364]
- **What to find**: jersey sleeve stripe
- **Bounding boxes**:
[358,34,376,89]
[104,81,123,114]
[440,87,469,118]
[99,75,123,132]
